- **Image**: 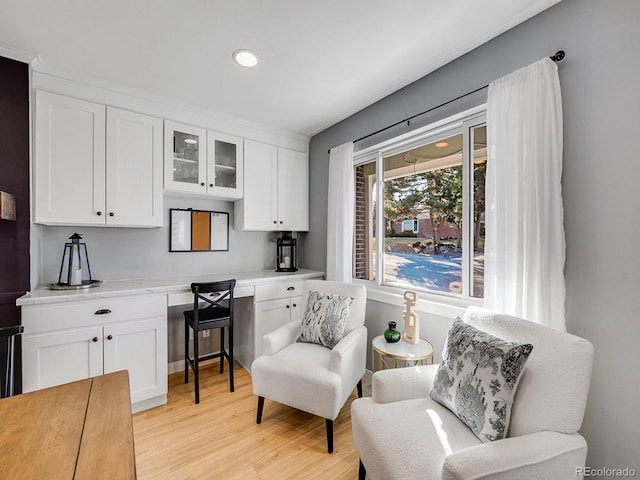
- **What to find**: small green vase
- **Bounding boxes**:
[384,321,401,343]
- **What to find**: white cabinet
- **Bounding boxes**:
[34,91,163,227]
[248,281,306,368]
[22,295,168,413]
[235,140,308,231]
[164,121,243,200]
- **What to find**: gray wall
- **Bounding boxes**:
[306,0,640,474]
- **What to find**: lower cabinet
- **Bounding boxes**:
[22,295,167,413]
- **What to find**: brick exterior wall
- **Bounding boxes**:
[354,165,366,279]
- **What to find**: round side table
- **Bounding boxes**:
[371,335,435,373]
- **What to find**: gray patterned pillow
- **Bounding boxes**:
[296,290,354,349]
[430,317,533,443]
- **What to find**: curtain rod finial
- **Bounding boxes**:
[550,50,565,62]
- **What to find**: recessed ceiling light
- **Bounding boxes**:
[184,138,198,145]
[435,141,449,148]
[233,49,258,67]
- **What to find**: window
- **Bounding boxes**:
[354,110,486,300]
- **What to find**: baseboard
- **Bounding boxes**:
[132,394,167,414]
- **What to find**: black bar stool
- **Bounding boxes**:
[1,325,24,398]
[183,279,236,404]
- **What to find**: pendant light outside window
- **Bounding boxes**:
[233,49,258,67]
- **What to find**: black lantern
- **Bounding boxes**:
[276,231,297,272]
[52,233,101,289]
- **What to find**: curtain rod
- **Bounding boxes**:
[328,50,566,154]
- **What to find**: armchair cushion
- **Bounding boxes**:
[296,290,353,349]
[430,318,533,443]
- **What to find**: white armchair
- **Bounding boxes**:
[352,306,594,480]
[251,280,367,453]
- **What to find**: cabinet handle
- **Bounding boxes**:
[273,220,277,224]
[286,304,290,309]
[94,309,112,315]
[287,286,295,291]
[92,337,99,343]
[107,335,113,340]
[96,211,102,216]
[109,212,115,217]
[201,182,205,187]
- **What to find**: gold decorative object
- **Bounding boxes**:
[402,290,420,344]
[0,191,16,221]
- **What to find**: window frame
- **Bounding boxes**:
[352,105,486,313]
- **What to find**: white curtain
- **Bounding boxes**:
[484,57,566,330]
[326,142,354,282]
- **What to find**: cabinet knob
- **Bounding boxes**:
[107,335,113,340]
[96,211,102,216]
[279,221,283,224]
[95,309,112,315]
[201,182,205,187]
[292,304,297,308]
[286,304,290,309]
[273,220,277,224]
[92,337,99,343]
[109,212,115,217]
[209,183,214,187]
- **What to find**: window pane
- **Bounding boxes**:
[354,161,377,281]
[382,134,463,294]
[472,125,486,298]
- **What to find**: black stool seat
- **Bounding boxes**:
[183,279,236,404]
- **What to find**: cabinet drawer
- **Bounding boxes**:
[22,295,167,334]
[254,281,306,302]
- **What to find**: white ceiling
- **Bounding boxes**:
[0,0,561,137]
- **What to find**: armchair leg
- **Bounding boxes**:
[357,379,363,398]
[256,396,265,424]
[358,459,366,480]
[325,419,334,453]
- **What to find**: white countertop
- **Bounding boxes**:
[17,269,324,306]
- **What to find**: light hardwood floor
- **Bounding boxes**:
[133,362,365,479]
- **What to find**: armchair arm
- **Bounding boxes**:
[262,320,301,356]
[329,326,367,398]
[372,364,438,404]
[442,431,588,480]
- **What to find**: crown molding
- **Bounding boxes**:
[0,44,41,66]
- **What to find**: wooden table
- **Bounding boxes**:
[0,370,136,479]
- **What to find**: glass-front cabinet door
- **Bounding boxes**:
[207,132,243,200]
[164,121,207,193]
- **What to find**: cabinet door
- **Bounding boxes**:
[106,108,163,227]
[106,107,163,227]
[289,295,305,324]
[207,131,243,200]
[34,91,106,225]
[164,121,207,194]
[22,326,103,392]
[103,316,168,405]
[235,140,277,230]
[254,298,291,358]
[277,148,309,231]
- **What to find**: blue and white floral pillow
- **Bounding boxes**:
[430,318,533,442]
[296,291,353,349]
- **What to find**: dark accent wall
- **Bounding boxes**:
[307,0,640,473]
[0,56,30,393]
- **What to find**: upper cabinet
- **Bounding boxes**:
[164,121,243,200]
[235,139,308,231]
[34,91,163,227]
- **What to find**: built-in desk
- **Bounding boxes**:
[16,269,324,412]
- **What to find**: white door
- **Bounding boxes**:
[277,148,309,231]
[254,298,291,359]
[236,140,277,230]
[289,295,305,323]
[106,108,163,227]
[34,91,106,225]
[207,131,244,200]
[164,121,207,194]
[22,326,103,392]
[103,317,167,405]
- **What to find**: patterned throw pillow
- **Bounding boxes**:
[296,291,354,349]
[430,317,533,443]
